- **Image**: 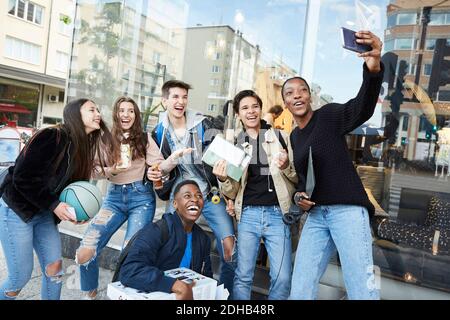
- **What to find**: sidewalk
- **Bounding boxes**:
[0,247,113,300]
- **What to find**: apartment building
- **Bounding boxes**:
[66,0,187,129]
[0,0,75,128]
[181,25,260,117]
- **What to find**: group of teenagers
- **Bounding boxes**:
[0,31,385,301]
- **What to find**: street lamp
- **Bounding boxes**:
[228,10,245,99]
[414,6,432,88]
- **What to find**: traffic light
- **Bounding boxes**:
[422,7,431,25]
[390,60,407,113]
[401,137,407,145]
[382,52,399,91]
[424,123,437,141]
[428,39,450,100]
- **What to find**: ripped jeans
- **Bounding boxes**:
[77,181,155,292]
[0,198,63,300]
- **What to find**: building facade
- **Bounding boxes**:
[383,0,450,161]
[63,0,450,298]
[182,25,260,117]
[0,0,75,128]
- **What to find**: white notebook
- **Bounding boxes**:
[202,136,251,181]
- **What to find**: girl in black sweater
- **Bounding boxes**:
[0,99,112,300]
[283,31,384,300]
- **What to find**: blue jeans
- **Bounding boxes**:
[168,197,236,298]
[289,205,379,300]
[234,205,292,300]
[0,198,63,300]
[78,181,155,292]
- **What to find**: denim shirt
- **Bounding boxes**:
[166,124,209,199]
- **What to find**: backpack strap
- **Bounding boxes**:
[197,122,205,145]
[112,229,142,283]
[155,218,169,246]
[0,167,9,194]
[155,123,165,146]
[275,129,288,151]
[111,218,169,283]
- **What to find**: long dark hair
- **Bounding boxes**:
[110,96,146,163]
[22,99,112,181]
[63,98,113,180]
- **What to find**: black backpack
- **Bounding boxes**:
[0,167,8,185]
[0,167,10,197]
[112,218,169,283]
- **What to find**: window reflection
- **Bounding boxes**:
[344,0,450,296]
[66,0,450,298]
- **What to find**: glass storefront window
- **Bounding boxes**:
[67,0,450,299]
[343,1,450,299]
[0,77,39,128]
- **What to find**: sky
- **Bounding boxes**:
[186,0,307,72]
[185,0,389,108]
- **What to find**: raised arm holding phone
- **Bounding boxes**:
[283,30,384,300]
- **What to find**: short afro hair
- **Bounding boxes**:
[173,180,201,196]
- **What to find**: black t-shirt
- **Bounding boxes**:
[243,133,279,207]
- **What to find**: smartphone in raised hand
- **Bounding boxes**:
[341,27,372,53]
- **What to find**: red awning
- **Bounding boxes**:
[0,103,32,114]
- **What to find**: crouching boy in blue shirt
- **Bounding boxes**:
[119,180,212,300]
